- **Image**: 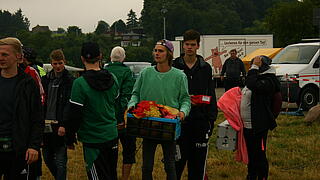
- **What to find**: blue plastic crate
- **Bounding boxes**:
[126,113,181,141]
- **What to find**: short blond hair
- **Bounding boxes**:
[110,46,126,62]
[50,49,65,61]
[0,37,23,54]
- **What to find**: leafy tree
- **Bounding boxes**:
[57,27,66,34]
[243,20,271,34]
[110,20,127,34]
[265,0,320,47]
[125,46,153,62]
[10,0,318,70]
[67,26,82,35]
[94,20,110,35]
[141,0,243,40]
[14,9,30,30]
[126,9,139,31]
[141,0,302,40]
[0,9,30,38]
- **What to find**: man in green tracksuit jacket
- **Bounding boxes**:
[66,42,120,180]
[105,46,136,180]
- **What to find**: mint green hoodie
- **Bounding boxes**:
[128,66,191,116]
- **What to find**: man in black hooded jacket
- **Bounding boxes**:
[65,42,120,180]
[0,37,43,179]
[41,49,74,180]
[173,29,218,180]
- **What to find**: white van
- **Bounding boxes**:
[43,64,84,73]
[104,62,152,79]
[271,42,320,110]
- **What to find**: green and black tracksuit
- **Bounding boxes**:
[173,55,218,180]
[66,69,119,180]
[105,62,136,164]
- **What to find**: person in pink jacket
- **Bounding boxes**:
[217,87,248,165]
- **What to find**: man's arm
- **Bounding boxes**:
[240,59,247,77]
[58,76,75,136]
[206,67,218,136]
[178,74,191,119]
[220,59,228,80]
[63,79,85,147]
[27,79,43,164]
[65,100,84,134]
[121,70,135,112]
[128,70,143,109]
[117,70,134,129]
[246,58,274,93]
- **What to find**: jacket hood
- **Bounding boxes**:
[108,61,126,67]
[261,66,276,75]
[82,69,114,91]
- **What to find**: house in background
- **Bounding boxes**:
[32,25,50,33]
[120,27,146,47]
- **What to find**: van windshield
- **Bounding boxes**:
[272,45,319,64]
[127,63,151,79]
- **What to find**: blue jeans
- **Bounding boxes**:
[42,145,67,180]
[142,139,176,180]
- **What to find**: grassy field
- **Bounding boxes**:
[41,111,320,180]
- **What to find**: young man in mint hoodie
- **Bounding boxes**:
[128,39,191,180]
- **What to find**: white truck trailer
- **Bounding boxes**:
[173,34,273,77]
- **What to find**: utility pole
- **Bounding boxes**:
[161,4,167,39]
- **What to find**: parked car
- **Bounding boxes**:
[271,41,319,110]
[104,62,152,79]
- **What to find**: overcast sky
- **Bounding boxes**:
[0,0,144,33]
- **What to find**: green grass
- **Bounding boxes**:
[41,112,320,179]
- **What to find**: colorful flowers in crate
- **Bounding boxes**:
[129,101,179,119]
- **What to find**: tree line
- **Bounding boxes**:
[0,8,153,67]
[0,0,319,67]
[142,0,319,46]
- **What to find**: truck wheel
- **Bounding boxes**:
[299,87,319,110]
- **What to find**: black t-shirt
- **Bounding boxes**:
[0,75,18,136]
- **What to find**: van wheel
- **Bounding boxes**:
[299,87,319,110]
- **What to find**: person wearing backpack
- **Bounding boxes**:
[241,55,281,180]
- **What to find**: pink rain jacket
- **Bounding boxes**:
[217,87,248,164]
